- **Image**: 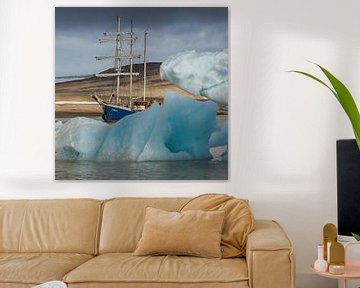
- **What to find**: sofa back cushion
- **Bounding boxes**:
[133,207,225,258]
[0,199,102,254]
[181,194,254,258]
[99,198,189,253]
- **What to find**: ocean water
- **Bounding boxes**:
[55,159,228,180]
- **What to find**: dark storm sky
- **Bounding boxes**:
[55,7,228,76]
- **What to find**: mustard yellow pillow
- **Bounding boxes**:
[134,207,225,258]
[181,193,255,258]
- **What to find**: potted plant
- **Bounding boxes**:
[291,64,360,240]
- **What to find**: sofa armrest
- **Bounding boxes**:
[246,220,295,288]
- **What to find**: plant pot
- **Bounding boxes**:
[337,139,360,239]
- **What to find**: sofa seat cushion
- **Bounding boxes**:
[0,253,93,285]
[64,253,248,285]
[67,283,249,288]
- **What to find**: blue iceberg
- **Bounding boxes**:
[56,50,229,162]
[160,50,228,104]
[55,117,110,160]
[56,91,219,161]
[209,119,228,148]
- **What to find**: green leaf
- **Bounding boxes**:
[289,65,360,150]
[288,70,337,98]
[317,65,360,149]
[351,232,360,241]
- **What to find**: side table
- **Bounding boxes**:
[311,242,360,288]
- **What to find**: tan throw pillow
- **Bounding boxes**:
[181,193,255,258]
[134,207,225,258]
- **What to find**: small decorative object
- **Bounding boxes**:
[323,223,337,261]
[328,264,345,275]
[327,241,332,263]
[314,244,328,272]
[328,242,345,275]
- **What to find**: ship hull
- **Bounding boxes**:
[102,104,135,122]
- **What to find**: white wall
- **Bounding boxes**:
[1,0,359,287]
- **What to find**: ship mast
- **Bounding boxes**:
[95,17,140,107]
[116,16,121,105]
[143,30,148,101]
[129,20,134,108]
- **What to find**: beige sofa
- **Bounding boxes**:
[0,198,295,288]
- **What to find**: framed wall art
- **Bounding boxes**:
[55,7,228,180]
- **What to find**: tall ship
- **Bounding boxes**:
[92,17,149,122]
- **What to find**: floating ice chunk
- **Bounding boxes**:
[210,145,227,161]
[221,148,228,161]
[201,81,228,105]
[209,119,228,148]
[55,120,63,132]
[160,50,228,104]
[96,104,161,161]
[55,117,110,160]
[137,91,218,161]
[55,92,218,162]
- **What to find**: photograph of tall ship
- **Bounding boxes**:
[92,17,150,122]
[55,7,228,180]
